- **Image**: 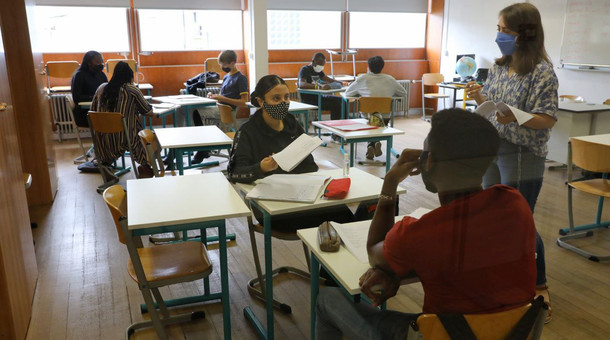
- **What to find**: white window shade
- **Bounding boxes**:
[133,0,242,10]
[34,0,129,6]
[267,0,345,11]
[348,0,427,13]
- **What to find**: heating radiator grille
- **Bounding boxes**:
[49,94,89,141]
[196,86,222,97]
[394,80,413,115]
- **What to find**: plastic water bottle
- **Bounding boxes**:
[343,153,350,177]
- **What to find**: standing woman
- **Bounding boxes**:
[467,2,557,323]
[71,50,108,127]
[90,61,154,186]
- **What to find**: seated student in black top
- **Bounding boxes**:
[71,50,108,127]
[228,75,356,231]
[298,52,344,142]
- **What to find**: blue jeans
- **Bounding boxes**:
[483,139,547,286]
[316,288,418,340]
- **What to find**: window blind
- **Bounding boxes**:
[348,0,428,13]
[35,0,128,7]
[267,0,346,11]
[133,0,242,10]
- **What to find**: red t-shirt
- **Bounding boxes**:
[383,185,536,314]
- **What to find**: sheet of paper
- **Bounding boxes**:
[272,134,323,172]
[474,101,534,125]
[332,208,432,264]
[152,103,177,109]
[246,174,330,203]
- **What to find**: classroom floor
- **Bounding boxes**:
[27,113,610,339]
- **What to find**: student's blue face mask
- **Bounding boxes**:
[495,31,517,56]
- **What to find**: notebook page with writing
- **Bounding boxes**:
[246,174,330,203]
[332,208,432,263]
[272,134,323,172]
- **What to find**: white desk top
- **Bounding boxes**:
[312,119,404,139]
[138,83,153,90]
[152,94,217,106]
[235,167,406,216]
[127,172,251,230]
[155,125,233,149]
[297,215,410,294]
[558,102,610,112]
[298,87,347,94]
[572,133,610,146]
[152,103,178,116]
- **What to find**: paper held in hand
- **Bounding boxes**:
[246,173,331,203]
[475,101,534,125]
[272,133,323,172]
[332,208,432,263]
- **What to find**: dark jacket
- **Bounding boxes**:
[227,109,318,183]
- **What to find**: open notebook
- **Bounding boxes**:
[332,208,432,263]
[475,101,533,125]
[272,134,323,172]
[246,174,331,203]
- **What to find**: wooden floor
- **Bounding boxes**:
[26,113,610,339]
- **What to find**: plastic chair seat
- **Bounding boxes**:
[128,241,212,283]
[225,131,236,139]
[569,179,610,197]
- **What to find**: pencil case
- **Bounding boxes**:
[324,178,351,199]
[317,221,341,252]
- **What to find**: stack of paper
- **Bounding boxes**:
[332,208,432,263]
[246,173,331,203]
[320,120,377,132]
[272,134,323,172]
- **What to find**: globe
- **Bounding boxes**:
[456,56,477,80]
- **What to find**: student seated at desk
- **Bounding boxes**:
[316,109,536,339]
[227,75,357,231]
[298,52,343,143]
[71,50,108,127]
[344,56,408,159]
[91,61,154,183]
[192,50,249,164]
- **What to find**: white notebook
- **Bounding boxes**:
[332,208,432,263]
[272,134,323,172]
[246,174,331,203]
[475,101,533,125]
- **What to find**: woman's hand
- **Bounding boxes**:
[260,155,278,173]
[384,149,422,187]
[496,109,517,125]
[208,93,219,100]
[466,81,485,104]
[359,268,400,307]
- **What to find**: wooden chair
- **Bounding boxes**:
[604,99,610,105]
[106,59,138,82]
[217,103,236,138]
[557,137,610,262]
[559,94,585,103]
[88,111,139,193]
[45,61,79,93]
[204,58,222,74]
[421,73,450,120]
[65,94,90,164]
[286,80,300,101]
[356,97,394,166]
[407,298,547,340]
[102,185,212,339]
[246,160,340,313]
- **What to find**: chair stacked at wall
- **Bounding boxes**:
[407,297,547,340]
[421,73,449,121]
[356,97,394,166]
[102,185,212,339]
[45,61,79,93]
[88,111,139,193]
[246,160,340,314]
[557,137,610,262]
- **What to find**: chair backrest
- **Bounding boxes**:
[45,61,79,89]
[358,97,393,114]
[604,98,610,105]
[106,59,138,77]
[88,111,125,134]
[414,303,544,340]
[205,58,222,74]
[138,129,165,177]
[286,80,300,101]
[103,185,128,244]
[217,103,235,125]
[559,94,585,103]
[422,73,445,86]
[570,137,610,173]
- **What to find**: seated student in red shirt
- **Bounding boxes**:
[316,108,536,340]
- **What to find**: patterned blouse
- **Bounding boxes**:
[481,60,558,157]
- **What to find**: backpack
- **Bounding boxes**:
[185,71,220,94]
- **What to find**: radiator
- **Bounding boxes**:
[394,80,413,116]
[196,87,222,97]
[48,94,89,141]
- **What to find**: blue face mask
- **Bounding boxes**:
[495,31,517,56]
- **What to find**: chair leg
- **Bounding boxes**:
[140,287,169,340]
[151,288,169,318]
[302,241,311,272]
[71,120,89,164]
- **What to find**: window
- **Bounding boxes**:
[138,9,243,52]
[267,10,341,50]
[34,6,130,53]
[349,12,426,49]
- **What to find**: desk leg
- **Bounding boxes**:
[176,147,185,175]
[219,221,232,339]
[350,143,355,167]
[385,138,393,173]
[310,253,320,340]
